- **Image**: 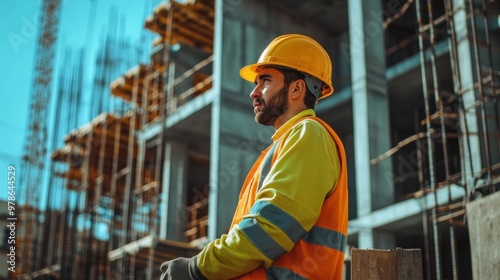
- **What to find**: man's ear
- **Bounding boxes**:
[289,79,306,100]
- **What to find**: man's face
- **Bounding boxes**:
[250,67,289,126]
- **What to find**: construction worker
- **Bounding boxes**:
[160,34,348,280]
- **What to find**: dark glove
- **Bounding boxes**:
[159,256,206,280]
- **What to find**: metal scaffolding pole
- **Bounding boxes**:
[41,51,69,275]
[106,115,123,279]
[119,67,140,279]
[72,123,93,279]
[415,110,433,280]
[89,114,109,279]
[415,0,442,278]
[142,70,162,279]
[128,0,157,272]
[424,0,461,278]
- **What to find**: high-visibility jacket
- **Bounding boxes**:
[197,109,348,279]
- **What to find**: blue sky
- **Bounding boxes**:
[0,0,157,201]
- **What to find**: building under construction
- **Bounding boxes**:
[16,0,500,279]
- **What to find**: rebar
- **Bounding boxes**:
[82,128,94,280]
[91,108,109,279]
[416,110,433,280]
[119,54,141,279]
[144,70,162,279]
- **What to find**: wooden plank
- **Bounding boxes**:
[144,0,214,52]
[351,248,423,280]
[111,68,164,108]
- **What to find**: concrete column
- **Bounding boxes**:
[209,97,265,239]
[208,140,254,238]
[208,0,243,240]
[348,0,394,248]
[159,140,188,241]
[467,191,500,280]
[209,0,274,239]
[452,0,484,190]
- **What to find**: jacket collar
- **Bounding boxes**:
[272,109,316,142]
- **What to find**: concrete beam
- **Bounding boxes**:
[138,88,214,142]
[386,39,449,81]
[108,235,154,261]
[316,87,352,114]
[348,184,466,235]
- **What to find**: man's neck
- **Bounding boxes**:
[273,106,308,130]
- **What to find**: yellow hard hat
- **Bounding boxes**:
[240,34,334,99]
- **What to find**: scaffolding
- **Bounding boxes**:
[375,0,500,279]
[18,0,214,279]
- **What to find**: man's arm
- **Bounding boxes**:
[164,120,340,279]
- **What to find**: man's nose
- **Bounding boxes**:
[250,85,261,99]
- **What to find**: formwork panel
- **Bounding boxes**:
[351,248,423,280]
[467,191,500,280]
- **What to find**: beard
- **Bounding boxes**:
[255,85,289,126]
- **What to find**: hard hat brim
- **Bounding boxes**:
[239,62,334,99]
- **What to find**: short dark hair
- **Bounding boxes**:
[277,68,318,109]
